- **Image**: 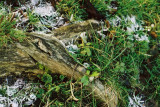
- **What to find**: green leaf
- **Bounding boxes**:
[114,68,119,72]
[120,63,125,66]
[120,68,124,72]
[81,50,87,55]
[91,71,100,77]
[116,62,119,66]
[85,48,91,56]
[86,70,90,75]
[81,75,89,86]
[55,86,60,92]
[92,62,101,71]
[79,43,84,47]
[37,89,45,98]
[86,42,92,46]
[41,73,52,84]
[59,75,65,81]
[39,64,44,70]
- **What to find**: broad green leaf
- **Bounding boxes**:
[86,42,92,46]
[86,48,91,56]
[120,63,125,66]
[55,86,60,92]
[81,50,87,55]
[120,68,124,72]
[91,71,100,77]
[86,70,90,75]
[79,43,84,47]
[39,64,44,70]
[41,73,52,84]
[81,75,89,86]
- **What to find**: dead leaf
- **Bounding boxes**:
[150,31,158,38]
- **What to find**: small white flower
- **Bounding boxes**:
[66,44,79,53]
[72,45,79,51]
[30,94,36,100]
[145,26,151,31]
[83,63,90,68]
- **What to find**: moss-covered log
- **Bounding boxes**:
[0,20,117,107]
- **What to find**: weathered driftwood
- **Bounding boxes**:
[0,20,117,107]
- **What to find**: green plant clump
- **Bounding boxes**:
[0,2,26,47]
[0,12,26,47]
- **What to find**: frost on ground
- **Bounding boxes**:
[109,15,150,42]
[0,78,40,107]
[13,0,65,34]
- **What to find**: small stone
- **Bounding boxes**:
[151,24,154,28]
[89,77,94,82]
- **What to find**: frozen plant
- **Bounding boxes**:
[66,40,79,54]
[32,2,65,29]
[134,34,149,42]
[128,93,145,107]
[31,0,42,6]
[109,15,149,42]
[0,79,38,107]
[33,3,56,17]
